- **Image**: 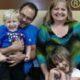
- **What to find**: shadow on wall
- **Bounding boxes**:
[32,11,46,26]
[33,11,80,26]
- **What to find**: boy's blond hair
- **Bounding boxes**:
[3,9,19,22]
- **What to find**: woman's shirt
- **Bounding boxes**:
[37,22,80,66]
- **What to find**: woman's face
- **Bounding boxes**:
[51,2,68,22]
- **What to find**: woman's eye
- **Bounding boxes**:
[61,8,66,11]
[54,8,59,10]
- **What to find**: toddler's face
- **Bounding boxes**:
[58,60,70,73]
[5,18,19,30]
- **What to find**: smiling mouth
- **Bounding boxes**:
[20,21,29,27]
[20,20,26,24]
[55,14,65,17]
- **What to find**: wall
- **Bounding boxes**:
[32,11,80,26]
[0,10,80,26]
[0,0,80,26]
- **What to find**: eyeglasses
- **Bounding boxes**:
[20,13,33,21]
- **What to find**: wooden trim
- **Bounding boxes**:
[0,0,51,10]
[0,0,80,10]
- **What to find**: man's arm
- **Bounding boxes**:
[6,45,36,66]
[8,52,25,67]
[0,46,14,55]
[0,40,24,55]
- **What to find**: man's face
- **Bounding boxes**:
[18,6,36,28]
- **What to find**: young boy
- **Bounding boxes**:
[0,9,24,80]
[0,10,24,58]
[49,46,80,80]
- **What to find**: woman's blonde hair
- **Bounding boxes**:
[43,0,74,25]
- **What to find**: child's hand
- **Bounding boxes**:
[45,73,49,80]
[59,70,67,80]
[0,53,7,62]
[49,68,61,80]
[24,55,30,61]
[59,70,70,80]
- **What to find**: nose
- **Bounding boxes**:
[58,10,62,14]
[23,18,27,22]
[10,22,14,26]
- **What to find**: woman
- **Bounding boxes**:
[37,0,80,80]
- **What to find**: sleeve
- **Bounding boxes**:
[71,68,80,77]
[36,25,49,65]
[71,22,80,65]
[37,53,46,64]
[0,25,7,46]
[73,22,80,39]
[38,25,49,44]
[24,27,39,45]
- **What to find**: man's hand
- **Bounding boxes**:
[7,53,25,67]
[0,40,24,55]
[0,53,7,62]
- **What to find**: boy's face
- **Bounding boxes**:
[58,60,70,73]
[5,18,19,30]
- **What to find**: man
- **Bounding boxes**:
[0,2,38,80]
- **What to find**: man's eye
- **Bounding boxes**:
[7,21,11,23]
[13,21,17,23]
[20,13,25,17]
